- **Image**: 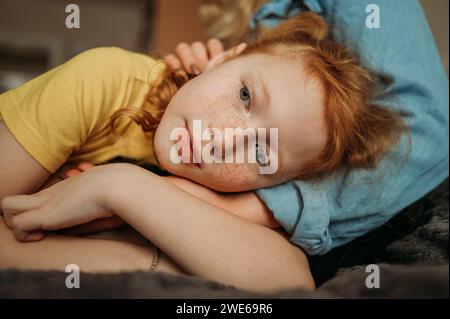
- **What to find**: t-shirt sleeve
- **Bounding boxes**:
[0,47,130,173]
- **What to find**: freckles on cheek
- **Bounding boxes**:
[212,164,259,188]
[207,94,245,129]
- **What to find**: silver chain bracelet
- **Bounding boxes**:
[150,246,160,272]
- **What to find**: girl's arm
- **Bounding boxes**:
[58,163,279,235]
[2,163,314,293]
[0,122,50,206]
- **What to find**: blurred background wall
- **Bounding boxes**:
[420,0,449,71]
[0,0,153,92]
[152,0,207,55]
[0,0,448,93]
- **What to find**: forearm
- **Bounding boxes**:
[0,217,183,275]
[105,165,314,292]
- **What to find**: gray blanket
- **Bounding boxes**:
[0,180,448,298]
[379,181,448,266]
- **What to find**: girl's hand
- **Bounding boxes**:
[60,161,96,179]
[164,38,224,74]
[36,162,96,192]
[37,161,98,193]
[41,162,128,236]
[1,165,115,242]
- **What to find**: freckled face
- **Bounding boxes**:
[154,53,326,192]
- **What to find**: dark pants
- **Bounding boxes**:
[307,178,449,287]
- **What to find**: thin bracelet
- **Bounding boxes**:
[150,246,160,272]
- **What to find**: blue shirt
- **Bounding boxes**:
[253,0,449,255]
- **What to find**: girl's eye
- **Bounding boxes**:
[239,85,251,111]
[256,144,269,166]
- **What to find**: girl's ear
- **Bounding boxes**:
[205,43,247,70]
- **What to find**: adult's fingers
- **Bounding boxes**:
[191,41,209,71]
[207,38,225,58]
[175,42,197,74]
[164,53,182,71]
[204,43,247,70]
[227,43,247,58]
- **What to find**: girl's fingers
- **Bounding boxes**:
[207,38,225,58]
[24,230,46,241]
[191,41,209,71]
[9,209,44,232]
[61,162,95,179]
[78,162,95,171]
[175,42,197,74]
[64,169,82,178]
[163,54,182,70]
[6,208,48,242]
[1,194,46,216]
[12,228,45,242]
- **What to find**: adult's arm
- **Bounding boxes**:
[164,176,280,228]
[0,217,184,275]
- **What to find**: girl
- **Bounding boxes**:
[1,1,447,292]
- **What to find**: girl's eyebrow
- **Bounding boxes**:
[252,69,271,111]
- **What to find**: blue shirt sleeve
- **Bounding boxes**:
[255,0,449,255]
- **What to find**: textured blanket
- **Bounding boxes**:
[380,180,448,266]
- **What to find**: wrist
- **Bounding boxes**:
[96,163,156,218]
[89,163,136,214]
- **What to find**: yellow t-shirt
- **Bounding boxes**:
[0,47,165,173]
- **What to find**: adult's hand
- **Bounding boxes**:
[163,38,224,74]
